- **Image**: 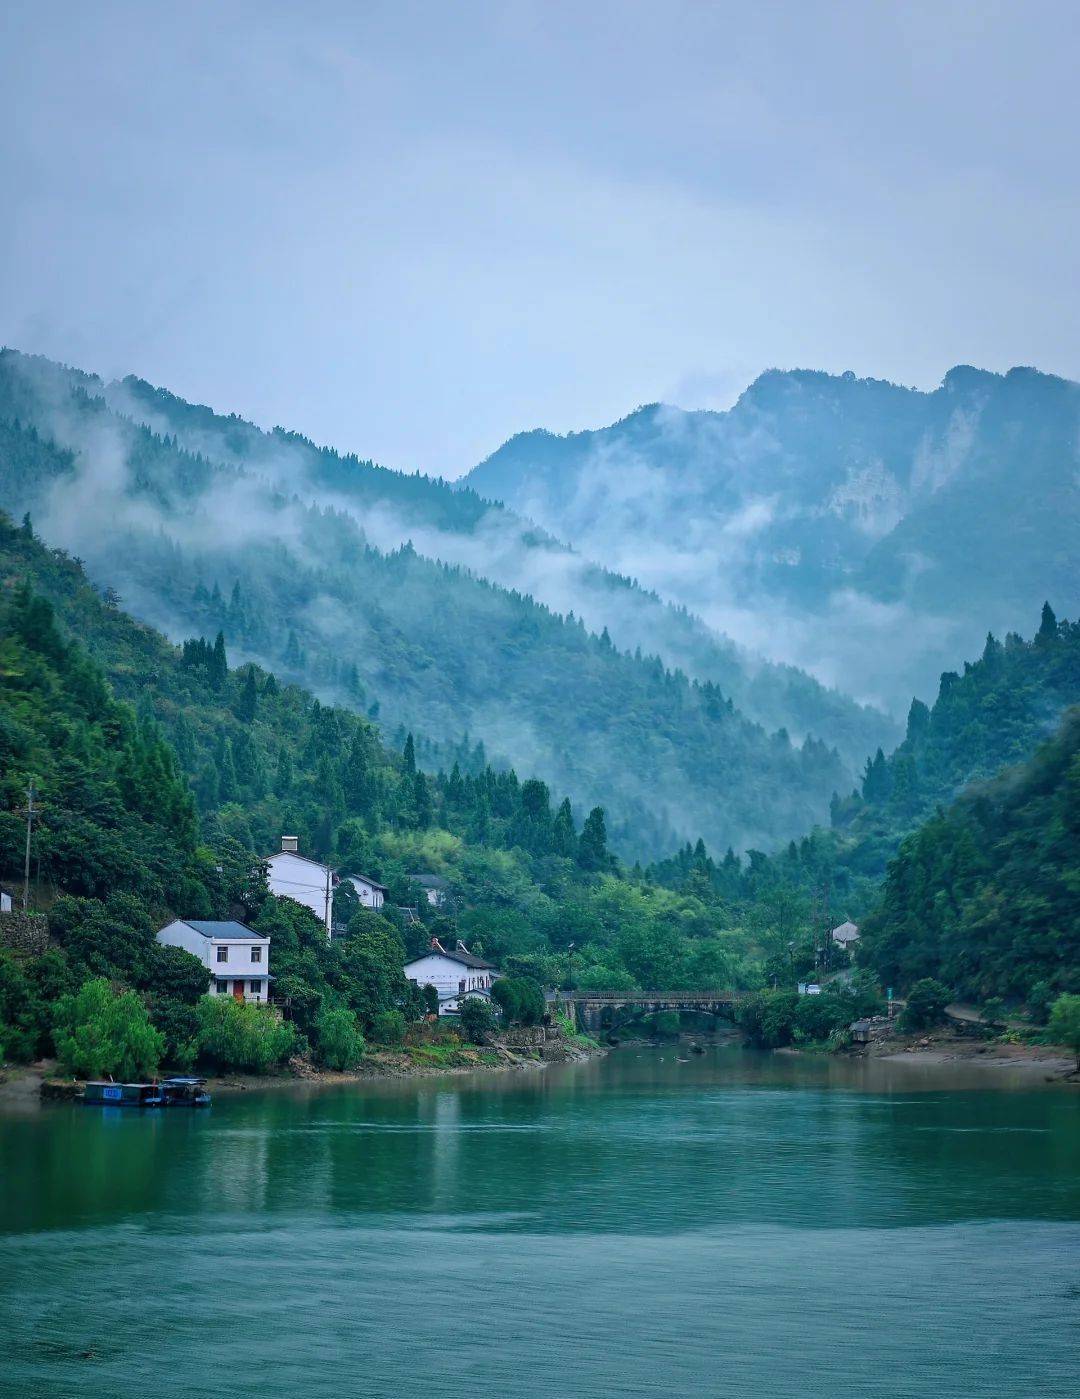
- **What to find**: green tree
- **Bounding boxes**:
[369,1009,406,1045]
[458,997,497,1044]
[194,995,296,1072]
[53,978,165,1080]
[236,666,258,723]
[578,806,612,871]
[901,978,951,1030]
[1049,994,1080,1072]
[315,1006,366,1069]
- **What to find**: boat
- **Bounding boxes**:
[161,1077,212,1107]
[82,1081,165,1107]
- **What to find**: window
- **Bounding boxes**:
[251,946,262,963]
[216,946,228,963]
[217,980,230,994]
[250,981,260,995]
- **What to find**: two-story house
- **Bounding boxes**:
[404,937,497,1015]
[266,836,387,939]
[156,919,271,1002]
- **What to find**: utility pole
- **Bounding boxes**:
[22,780,38,912]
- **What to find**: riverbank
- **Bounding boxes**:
[0,1028,605,1108]
[854,1028,1077,1080]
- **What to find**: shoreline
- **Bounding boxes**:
[0,1035,606,1109]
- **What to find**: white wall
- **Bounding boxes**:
[405,953,494,1014]
[347,875,385,910]
[157,920,271,1003]
[267,851,334,935]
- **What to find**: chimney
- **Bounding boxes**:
[456,940,468,954]
[281,835,299,854]
[430,937,446,954]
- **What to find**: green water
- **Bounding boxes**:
[2,1048,1079,1398]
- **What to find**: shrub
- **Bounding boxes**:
[1049,994,1080,1072]
[458,997,498,1044]
[901,979,951,1031]
[0,952,49,1063]
[981,997,1006,1029]
[53,977,165,1080]
[370,1009,406,1045]
[194,995,296,1072]
[421,983,440,1016]
[316,1007,366,1069]
[1027,980,1054,1025]
[491,975,546,1026]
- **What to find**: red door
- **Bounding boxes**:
[233,980,245,1002]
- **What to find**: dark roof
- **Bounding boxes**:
[346,872,389,892]
[410,873,448,889]
[405,947,494,971]
[181,920,267,941]
[268,849,337,873]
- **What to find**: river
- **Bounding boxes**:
[2,1047,1078,1398]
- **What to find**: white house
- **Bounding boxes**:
[344,872,387,910]
[0,887,12,914]
[404,938,497,1014]
[266,836,386,938]
[266,836,336,937]
[831,920,860,948]
[410,873,449,908]
[157,919,271,1003]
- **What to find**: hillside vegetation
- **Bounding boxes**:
[0,513,771,1071]
[0,348,884,860]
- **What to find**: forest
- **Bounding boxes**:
[0,348,892,861]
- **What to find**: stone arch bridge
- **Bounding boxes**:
[565,991,740,1035]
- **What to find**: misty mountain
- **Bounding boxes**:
[0,349,872,861]
[465,365,1080,711]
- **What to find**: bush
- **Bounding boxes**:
[981,997,1006,1029]
[0,952,49,1063]
[490,975,546,1026]
[421,983,440,1016]
[458,997,498,1044]
[316,1007,366,1069]
[194,995,296,1072]
[901,978,951,1030]
[53,977,165,1080]
[1049,994,1080,1072]
[1027,980,1054,1025]
[370,1009,406,1046]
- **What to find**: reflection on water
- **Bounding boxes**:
[2,1047,1078,1398]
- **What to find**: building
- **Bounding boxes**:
[343,872,387,910]
[266,836,386,938]
[404,937,497,1015]
[157,919,271,1003]
[831,920,860,948]
[266,836,336,937]
[0,887,12,914]
[409,873,449,908]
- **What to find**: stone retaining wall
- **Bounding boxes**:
[0,910,51,955]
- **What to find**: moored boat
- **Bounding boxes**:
[161,1077,212,1107]
[82,1081,165,1107]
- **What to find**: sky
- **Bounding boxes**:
[2,0,1079,480]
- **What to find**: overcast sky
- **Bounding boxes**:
[2,0,1078,478]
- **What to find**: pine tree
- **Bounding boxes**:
[210,631,228,692]
[236,666,258,722]
[1037,600,1058,644]
[552,797,577,856]
[413,770,432,828]
[403,732,416,775]
[578,806,612,871]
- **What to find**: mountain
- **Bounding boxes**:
[859,706,1080,1001]
[465,365,1080,711]
[0,350,877,861]
[0,511,765,1066]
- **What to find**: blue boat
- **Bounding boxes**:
[82,1081,165,1107]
